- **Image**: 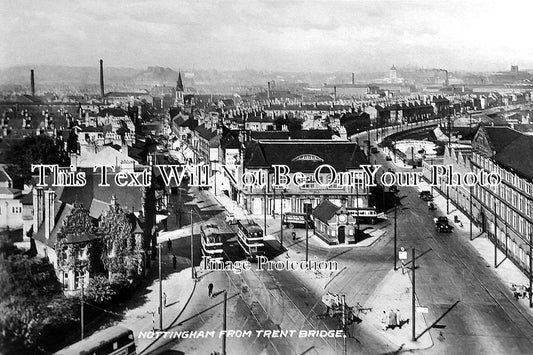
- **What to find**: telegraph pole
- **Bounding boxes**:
[494,203,498,268]
[341,294,347,355]
[159,243,163,330]
[80,275,84,340]
[264,186,267,236]
[392,200,398,271]
[529,232,533,308]
[412,248,416,341]
[191,209,195,279]
[305,211,309,262]
[222,290,227,355]
[446,185,450,215]
[280,191,284,250]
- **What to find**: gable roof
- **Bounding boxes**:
[484,126,523,154]
[312,200,340,223]
[244,140,368,172]
[492,135,533,181]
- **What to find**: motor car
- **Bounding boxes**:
[386,155,392,161]
[434,216,453,233]
[418,191,433,201]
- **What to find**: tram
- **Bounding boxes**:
[200,224,224,262]
[236,220,265,261]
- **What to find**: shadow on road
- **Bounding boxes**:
[415,300,459,341]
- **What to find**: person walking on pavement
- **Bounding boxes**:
[208,282,214,298]
[167,238,172,251]
[163,292,167,307]
[172,254,177,269]
[388,309,398,329]
[292,231,296,241]
[397,309,403,328]
[381,310,388,331]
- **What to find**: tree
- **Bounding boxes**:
[5,134,68,184]
[55,202,102,275]
[99,202,143,278]
[0,249,78,352]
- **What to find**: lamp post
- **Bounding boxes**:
[158,243,163,330]
[529,231,533,308]
[190,209,195,280]
[412,248,416,341]
[280,190,284,250]
[392,196,398,271]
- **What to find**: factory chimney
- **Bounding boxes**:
[267,81,271,101]
[30,69,35,96]
[99,59,105,100]
[352,73,355,85]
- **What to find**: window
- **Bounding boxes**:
[74,271,84,290]
[62,272,69,290]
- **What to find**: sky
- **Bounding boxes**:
[1,0,533,72]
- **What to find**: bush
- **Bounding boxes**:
[85,275,117,305]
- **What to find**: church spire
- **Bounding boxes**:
[176,72,184,92]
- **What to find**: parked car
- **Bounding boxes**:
[370,147,379,154]
[434,216,453,233]
[418,191,434,201]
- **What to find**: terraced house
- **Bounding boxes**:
[470,125,533,275]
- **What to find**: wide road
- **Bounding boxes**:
[347,128,533,354]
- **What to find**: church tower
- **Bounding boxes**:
[175,72,184,106]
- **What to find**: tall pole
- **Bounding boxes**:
[469,186,473,241]
[191,209,195,279]
[494,203,497,268]
[529,231,533,308]
[341,294,347,355]
[446,185,450,215]
[80,275,84,340]
[305,211,309,262]
[280,191,284,250]
[264,186,267,236]
[392,200,398,271]
[412,248,416,341]
[159,243,163,330]
[222,290,227,355]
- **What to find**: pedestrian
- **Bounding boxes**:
[396,309,403,328]
[208,282,214,297]
[292,231,296,241]
[163,292,167,307]
[381,310,388,331]
[167,238,172,251]
[388,309,397,329]
[511,284,519,300]
[172,254,177,269]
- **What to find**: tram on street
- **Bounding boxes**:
[236,220,265,261]
[54,326,136,355]
[200,224,224,262]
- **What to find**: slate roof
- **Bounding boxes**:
[250,130,333,140]
[98,108,128,117]
[194,124,219,141]
[484,126,523,154]
[244,140,368,172]
[492,135,533,180]
[58,169,145,216]
[312,200,340,224]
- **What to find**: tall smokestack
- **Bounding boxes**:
[99,59,105,100]
[352,73,355,85]
[267,81,271,101]
[30,69,35,96]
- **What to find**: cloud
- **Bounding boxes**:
[1,0,533,71]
